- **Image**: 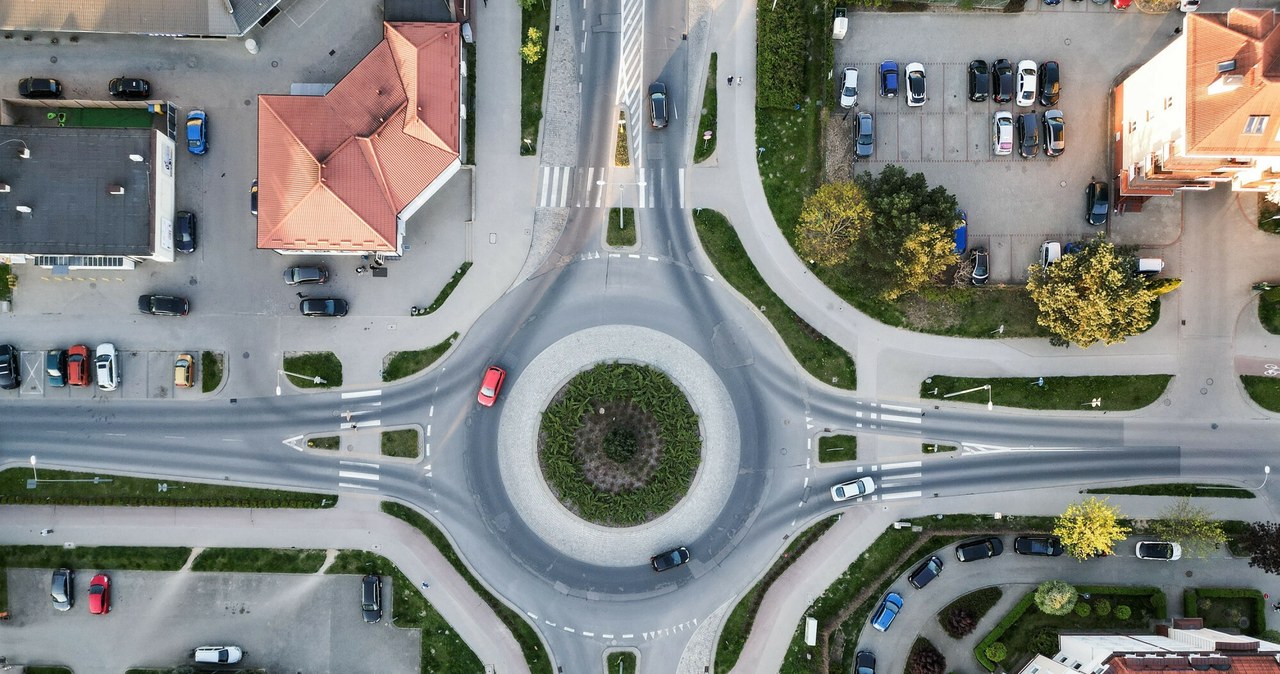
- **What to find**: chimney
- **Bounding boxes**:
[107,185,124,195]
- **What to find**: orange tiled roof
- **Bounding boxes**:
[1185,9,1280,158]
[257,22,460,252]
[1109,654,1280,674]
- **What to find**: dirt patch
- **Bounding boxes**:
[572,400,663,493]
[822,111,853,183]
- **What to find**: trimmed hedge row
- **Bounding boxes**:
[1184,587,1266,635]
[974,591,1037,671]
[1079,585,1167,620]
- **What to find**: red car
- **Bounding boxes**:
[67,344,91,387]
[88,573,110,614]
[477,366,506,407]
[1112,0,1131,9]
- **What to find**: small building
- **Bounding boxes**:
[1020,620,1280,674]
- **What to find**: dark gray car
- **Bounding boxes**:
[650,546,690,572]
[649,82,668,129]
[51,568,74,611]
[361,574,382,623]
[300,298,349,317]
[855,112,875,159]
[283,266,330,285]
[0,344,18,390]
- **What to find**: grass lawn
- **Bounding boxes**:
[418,263,472,316]
[1241,375,1280,412]
[982,587,1163,670]
[0,468,334,508]
[0,546,190,612]
[608,652,638,674]
[200,351,223,393]
[0,262,12,302]
[520,0,550,155]
[894,286,1047,338]
[939,587,1003,638]
[923,443,957,453]
[1186,588,1265,635]
[921,374,1172,411]
[693,209,856,389]
[191,548,327,574]
[383,332,459,382]
[817,434,856,463]
[1259,290,1280,335]
[694,53,718,163]
[381,429,421,459]
[607,208,637,247]
[1087,483,1254,499]
[1261,194,1280,234]
[327,550,483,673]
[381,502,552,674]
[307,435,340,450]
[282,352,342,389]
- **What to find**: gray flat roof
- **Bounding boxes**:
[0,127,155,256]
[0,0,277,37]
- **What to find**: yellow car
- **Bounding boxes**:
[174,353,195,388]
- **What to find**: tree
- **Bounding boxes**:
[520,28,544,64]
[796,181,873,267]
[1149,498,1226,558]
[1053,496,1132,560]
[1026,237,1158,347]
[945,608,978,637]
[1148,277,1183,296]
[848,165,959,300]
[516,0,540,9]
[908,638,946,674]
[1035,580,1078,615]
[1240,522,1280,574]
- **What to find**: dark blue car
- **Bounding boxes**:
[186,110,207,155]
[879,61,898,98]
[954,210,968,255]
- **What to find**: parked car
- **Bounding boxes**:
[0,343,20,390]
[1040,241,1063,268]
[361,574,383,623]
[1016,60,1037,106]
[1014,535,1064,556]
[94,344,119,392]
[651,546,691,572]
[968,60,990,102]
[477,365,507,407]
[186,110,208,155]
[67,344,90,387]
[905,62,926,107]
[856,651,876,674]
[1136,541,1181,560]
[250,180,259,216]
[830,476,876,502]
[51,568,74,611]
[283,266,330,285]
[970,248,989,286]
[1137,258,1166,277]
[1180,0,1199,10]
[649,82,668,129]
[174,353,195,388]
[840,67,859,109]
[954,210,967,255]
[1038,61,1060,106]
[879,61,899,98]
[108,77,151,99]
[1017,113,1038,158]
[992,59,1014,104]
[1042,110,1065,157]
[1113,0,1131,9]
[1086,180,1110,226]
[193,647,244,664]
[46,349,67,387]
[299,298,348,317]
[19,77,62,98]
[992,111,1014,156]
[139,294,190,316]
[175,210,197,254]
[870,592,903,631]
[955,537,1004,562]
[855,112,875,159]
[908,555,944,589]
[88,573,110,614]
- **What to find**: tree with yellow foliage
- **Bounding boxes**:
[1053,496,1131,560]
[1026,238,1159,347]
[796,181,873,267]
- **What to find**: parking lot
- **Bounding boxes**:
[837,11,1186,283]
[9,348,217,399]
[2,567,419,674]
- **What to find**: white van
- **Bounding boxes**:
[1137,258,1165,277]
[1040,241,1062,268]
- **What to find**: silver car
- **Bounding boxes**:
[855,112,875,158]
[95,343,119,391]
[840,67,859,109]
[51,568,73,611]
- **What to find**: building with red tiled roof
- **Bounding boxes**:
[257,22,460,254]
[1017,620,1280,674]
[1113,9,1280,201]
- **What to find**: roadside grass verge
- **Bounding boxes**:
[381,429,421,459]
[520,0,550,155]
[694,53,718,163]
[615,112,630,166]
[307,436,340,450]
[191,548,327,574]
[383,332,458,382]
[1241,375,1280,412]
[921,374,1172,411]
[0,546,190,612]
[327,550,483,673]
[939,587,1003,638]
[1259,290,1280,335]
[0,468,335,508]
[0,262,12,302]
[1086,483,1254,499]
[282,352,342,389]
[200,351,223,393]
[892,286,1048,338]
[416,263,472,316]
[923,443,957,453]
[382,502,553,674]
[693,209,856,389]
[607,208,637,247]
[817,434,857,463]
[608,652,638,674]
[26,668,74,674]
[715,516,839,674]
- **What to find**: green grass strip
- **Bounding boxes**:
[383,332,459,382]
[693,209,855,389]
[607,652,638,674]
[1086,483,1254,499]
[607,208,637,247]
[191,548,327,574]
[381,429,421,459]
[921,374,1172,411]
[1242,375,1280,412]
[282,352,342,389]
[0,468,335,508]
[520,1,550,155]
[200,351,223,393]
[817,434,856,463]
[693,53,718,163]
[0,545,191,612]
[419,262,473,316]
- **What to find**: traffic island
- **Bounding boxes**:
[920,374,1173,411]
[281,352,342,389]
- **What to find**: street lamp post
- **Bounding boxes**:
[276,369,325,395]
[942,384,993,411]
[28,455,38,489]
[1258,465,1271,490]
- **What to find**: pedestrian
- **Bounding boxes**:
[726,76,733,86]
[1272,601,1280,612]
[356,266,365,275]
[40,528,52,536]
[1172,26,1182,36]
[421,580,430,589]
[736,76,742,86]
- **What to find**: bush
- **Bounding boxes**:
[946,608,978,638]
[1032,629,1060,656]
[1075,602,1091,617]
[909,638,946,674]
[1115,604,1132,620]
[602,427,639,463]
[985,643,1007,663]
[756,0,810,108]
[975,592,1037,670]
[1262,629,1280,643]
[1094,599,1112,616]
[1035,580,1078,616]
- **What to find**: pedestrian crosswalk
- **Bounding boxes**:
[536,166,685,209]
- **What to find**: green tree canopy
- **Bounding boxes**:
[1149,498,1226,558]
[1053,496,1132,560]
[796,181,873,267]
[1026,237,1157,347]
[1035,580,1079,615]
[849,165,959,300]
[1239,522,1280,574]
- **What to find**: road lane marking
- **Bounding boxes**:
[881,490,923,500]
[338,470,379,481]
[425,443,430,456]
[338,482,378,490]
[879,403,922,414]
[340,460,379,469]
[282,435,305,451]
[163,435,185,439]
[881,472,922,480]
[880,460,923,470]
[879,413,922,425]
[426,424,432,436]
[341,390,381,399]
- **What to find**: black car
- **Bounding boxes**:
[856,650,876,674]
[300,298,349,317]
[1014,535,1064,556]
[956,537,1004,562]
[19,77,62,98]
[139,294,190,316]
[283,266,330,285]
[649,82,668,129]
[992,59,1014,104]
[970,247,989,286]
[1042,110,1065,157]
[908,555,944,589]
[51,568,74,611]
[108,77,151,99]
[0,343,19,390]
[1038,61,1060,106]
[1017,113,1038,159]
[967,60,990,102]
[651,546,690,572]
[1086,180,1110,226]
[361,574,382,623]
[175,211,197,254]
[250,180,259,216]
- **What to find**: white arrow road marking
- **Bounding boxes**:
[282,435,305,451]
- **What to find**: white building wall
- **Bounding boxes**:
[1119,37,1188,174]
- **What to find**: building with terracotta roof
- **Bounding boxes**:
[1018,620,1280,674]
[1113,9,1280,202]
[256,22,461,255]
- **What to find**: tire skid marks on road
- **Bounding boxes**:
[536,166,685,208]
[337,459,380,491]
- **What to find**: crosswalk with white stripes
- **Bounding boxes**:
[537,166,685,208]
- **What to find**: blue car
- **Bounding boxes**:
[186,110,208,155]
[871,591,903,632]
[954,210,967,255]
[879,61,898,98]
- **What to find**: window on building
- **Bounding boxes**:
[1244,115,1268,135]
[1164,96,1174,109]
[1129,121,1137,133]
